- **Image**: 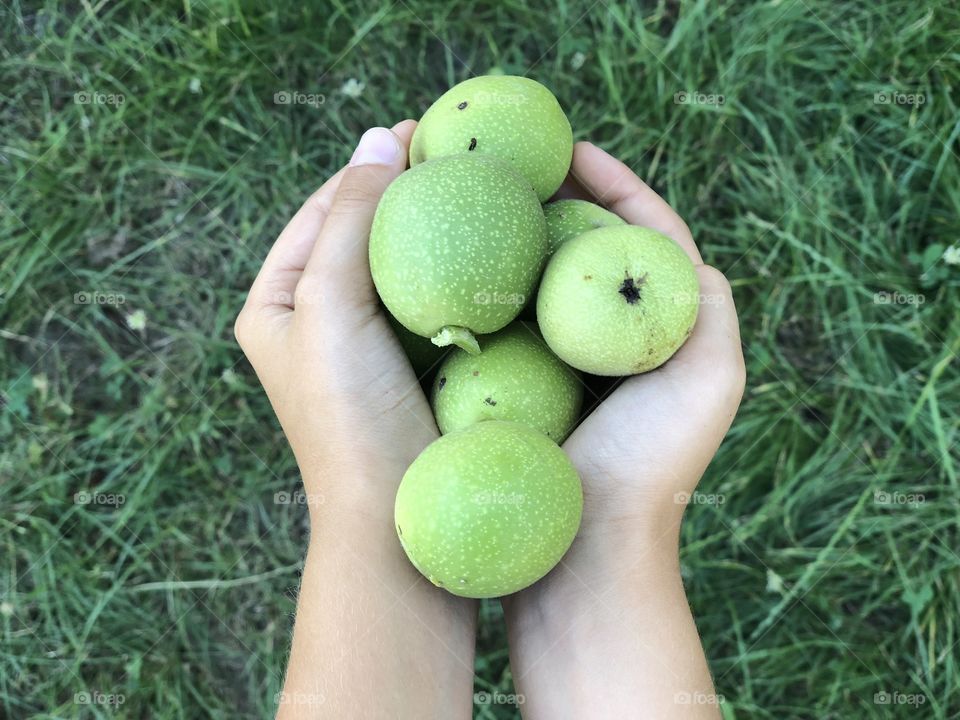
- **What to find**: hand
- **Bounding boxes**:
[234,120,438,521]
[561,140,746,569]
[502,142,745,719]
[235,122,476,719]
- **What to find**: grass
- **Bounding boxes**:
[2,0,959,717]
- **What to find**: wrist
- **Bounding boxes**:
[504,517,682,623]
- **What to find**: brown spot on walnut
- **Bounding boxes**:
[457,101,468,110]
[618,273,648,304]
[468,137,477,151]
[584,274,593,280]
[438,376,446,390]
[472,370,479,377]
[484,397,497,406]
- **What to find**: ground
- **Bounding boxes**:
[2,0,959,718]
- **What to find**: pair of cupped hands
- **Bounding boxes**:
[235,120,744,718]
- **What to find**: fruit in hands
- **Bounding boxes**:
[543,199,625,255]
[410,75,573,201]
[431,321,583,442]
[370,154,547,354]
[537,225,699,376]
[394,421,583,598]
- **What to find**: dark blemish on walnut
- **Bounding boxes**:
[484,397,497,406]
[468,137,477,151]
[618,273,648,304]
[457,101,468,110]
[438,376,446,390]
[584,274,593,280]
[472,370,479,377]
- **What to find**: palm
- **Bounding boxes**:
[563,265,744,535]
[537,142,744,572]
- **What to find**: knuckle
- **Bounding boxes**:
[233,310,250,349]
[293,274,327,310]
[697,264,732,294]
[332,174,381,209]
[729,352,747,400]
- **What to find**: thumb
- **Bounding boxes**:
[298,125,411,311]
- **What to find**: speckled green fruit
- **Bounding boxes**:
[370,154,547,354]
[410,75,573,201]
[387,313,447,379]
[431,322,583,442]
[537,225,699,376]
[543,199,625,255]
[394,421,582,599]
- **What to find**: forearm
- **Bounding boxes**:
[504,520,719,719]
[277,495,478,719]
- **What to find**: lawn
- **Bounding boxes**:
[2,0,959,717]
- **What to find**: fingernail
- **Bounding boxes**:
[350,127,400,166]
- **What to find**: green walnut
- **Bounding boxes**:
[537,225,700,375]
[431,322,583,442]
[394,421,583,598]
[410,75,573,201]
[370,154,547,354]
[543,199,625,255]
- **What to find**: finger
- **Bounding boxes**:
[297,120,417,313]
[658,265,745,409]
[244,120,414,317]
[569,141,703,264]
[245,167,347,313]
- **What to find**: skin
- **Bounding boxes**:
[236,123,744,718]
[503,142,745,719]
[235,121,476,719]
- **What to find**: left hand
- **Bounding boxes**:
[234,120,438,521]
